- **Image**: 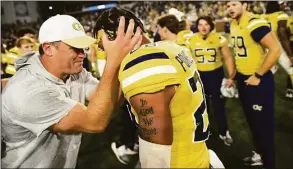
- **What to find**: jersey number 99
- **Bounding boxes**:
[231,36,247,57]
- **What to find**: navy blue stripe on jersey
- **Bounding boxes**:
[251,26,271,42]
[249,18,258,22]
[123,52,169,71]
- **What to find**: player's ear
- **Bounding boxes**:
[42,43,53,56]
[163,27,169,34]
[242,2,248,10]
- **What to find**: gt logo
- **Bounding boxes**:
[253,104,262,111]
[72,22,84,32]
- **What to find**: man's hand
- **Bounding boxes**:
[225,78,234,87]
[102,16,142,68]
[244,75,260,86]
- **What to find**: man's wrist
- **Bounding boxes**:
[254,72,263,79]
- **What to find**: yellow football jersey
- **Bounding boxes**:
[119,41,210,168]
[96,47,106,60]
[288,16,293,42]
[34,42,39,51]
[188,32,227,71]
[8,46,22,56]
[177,30,193,46]
[4,52,18,75]
[1,52,7,64]
[230,12,270,75]
[263,11,288,35]
[8,42,39,56]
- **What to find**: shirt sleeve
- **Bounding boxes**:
[247,19,271,42]
[277,13,288,21]
[81,69,99,100]
[9,88,77,137]
[119,51,180,99]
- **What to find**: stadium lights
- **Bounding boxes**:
[82,3,116,12]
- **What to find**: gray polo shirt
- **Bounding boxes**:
[1,52,99,168]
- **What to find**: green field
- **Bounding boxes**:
[76,67,293,169]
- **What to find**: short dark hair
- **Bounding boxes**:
[266,1,280,14]
[16,27,36,38]
[195,16,215,32]
[16,37,34,48]
[178,20,187,32]
[157,14,180,34]
[39,45,44,56]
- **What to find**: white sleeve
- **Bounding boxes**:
[7,88,77,137]
[81,69,99,100]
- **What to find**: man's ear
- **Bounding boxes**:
[163,27,169,34]
[242,2,248,11]
[42,43,53,56]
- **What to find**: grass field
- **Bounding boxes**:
[76,67,293,169]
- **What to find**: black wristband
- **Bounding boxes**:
[254,72,262,79]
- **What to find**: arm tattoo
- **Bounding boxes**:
[138,98,158,139]
[140,98,147,107]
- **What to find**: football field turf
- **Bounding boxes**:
[76,67,293,169]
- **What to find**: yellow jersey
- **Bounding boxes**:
[4,52,18,75]
[8,42,39,56]
[8,46,22,56]
[263,11,289,41]
[33,42,39,51]
[288,15,293,42]
[188,32,227,71]
[119,41,210,168]
[177,30,193,47]
[230,12,270,75]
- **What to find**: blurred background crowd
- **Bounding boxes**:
[2,1,292,78]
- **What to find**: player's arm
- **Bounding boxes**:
[50,65,121,133]
[257,32,281,75]
[248,20,281,76]
[277,19,293,58]
[50,17,142,133]
[129,85,175,145]
[220,42,236,80]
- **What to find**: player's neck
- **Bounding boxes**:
[236,11,249,24]
[167,33,178,42]
[201,33,209,40]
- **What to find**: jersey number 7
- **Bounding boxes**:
[188,72,210,143]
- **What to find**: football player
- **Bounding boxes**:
[227,1,281,168]
[188,16,236,146]
[156,14,193,47]
[263,1,293,98]
[94,7,224,168]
